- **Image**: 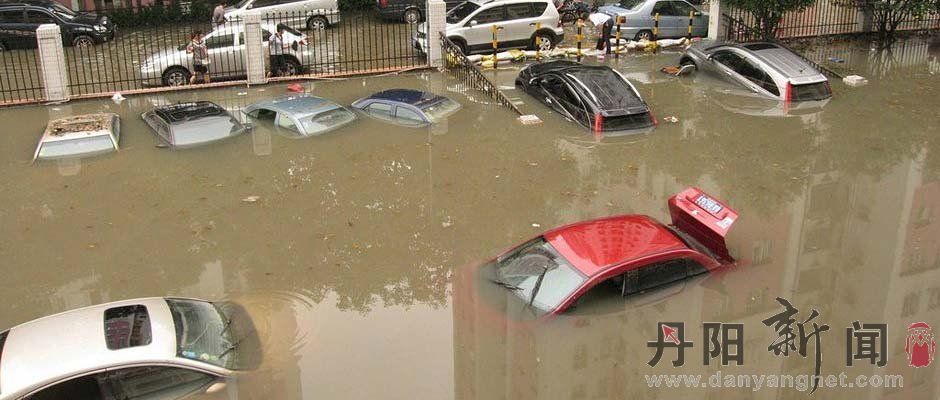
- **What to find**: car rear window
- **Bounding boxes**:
[790,81,832,101]
[104,305,152,350]
[567,68,644,110]
[602,112,653,132]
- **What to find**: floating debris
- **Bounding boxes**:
[532,223,541,228]
[663,116,679,123]
[241,195,261,203]
[843,75,868,87]
[518,115,542,125]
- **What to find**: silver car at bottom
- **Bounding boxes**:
[0,297,248,400]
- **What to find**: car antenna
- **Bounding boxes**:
[528,265,549,307]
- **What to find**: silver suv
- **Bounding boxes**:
[415,0,564,55]
[680,41,832,103]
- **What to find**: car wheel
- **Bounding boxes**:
[162,67,190,86]
[635,30,653,41]
[72,35,94,48]
[450,38,468,55]
[560,11,576,24]
[679,58,697,70]
[306,16,328,31]
[0,42,6,52]
[403,8,421,24]
[531,32,555,51]
[279,58,301,76]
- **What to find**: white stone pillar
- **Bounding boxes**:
[426,0,446,68]
[36,24,69,102]
[243,12,266,84]
[707,0,726,41]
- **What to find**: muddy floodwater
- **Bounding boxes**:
[1,35,939,399]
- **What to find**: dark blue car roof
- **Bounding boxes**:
[366,89,446,108]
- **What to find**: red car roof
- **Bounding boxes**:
[544,215,688,277]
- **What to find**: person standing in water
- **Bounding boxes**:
[186,31,211,84]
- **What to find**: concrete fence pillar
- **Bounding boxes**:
[426,0,446,68]
[36,24,69,102]
[243,12,266,85]
[707,0,726,41]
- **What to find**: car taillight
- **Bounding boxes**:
[825,80,832,98]
[648,109,658,126]
[379,0,387,7]
[593,113,603,136]
[785,82,793,103]
[557,19,563,28]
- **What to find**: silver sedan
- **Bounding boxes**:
[140,23,311,87]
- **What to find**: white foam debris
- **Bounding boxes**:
[843,75,868,87]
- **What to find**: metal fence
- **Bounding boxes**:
[439,34,521,115]
[0,7,425,105]
[725,0,940,40]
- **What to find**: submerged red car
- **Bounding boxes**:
[481,187,738,316]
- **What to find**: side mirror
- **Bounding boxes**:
[468,20,478,27]
[246,4,253,9]
[205,382,227,394]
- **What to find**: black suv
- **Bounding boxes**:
[0,0,115,51]
[374,0,463,24]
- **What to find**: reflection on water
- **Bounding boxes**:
[0,35,939,399]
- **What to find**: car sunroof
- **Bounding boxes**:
[104,305,152,350]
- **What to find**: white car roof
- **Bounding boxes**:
[0,298,178,398]
[39,113,117,144]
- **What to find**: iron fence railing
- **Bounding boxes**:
[725,0,940,41]
[0,7,425,105]
[439,34,521,115]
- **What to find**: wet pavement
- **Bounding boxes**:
[1,34,939,399]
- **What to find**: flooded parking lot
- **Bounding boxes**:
[1,35,939,399]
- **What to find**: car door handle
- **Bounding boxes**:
[529,23,537,26]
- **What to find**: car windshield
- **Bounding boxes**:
[50,3,77,19]
[300,107,355,134]
[37,136,115,160]
[234,0,252,8]
[447,2,480,23]
[493,238,587,313]
[171,116,244,147]
[420,98,461,123]
[166,299,237,369]
[616,0,644,10]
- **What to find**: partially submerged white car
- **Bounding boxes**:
[0,297,247,400]
[32,113,120,162]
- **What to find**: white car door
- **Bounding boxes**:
[462,5,507,52]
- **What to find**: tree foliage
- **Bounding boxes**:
[723,0,815,39]
[849,0,940,43]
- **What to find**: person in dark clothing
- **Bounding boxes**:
[595,17,614,54]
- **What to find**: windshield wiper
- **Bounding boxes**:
[489,278,523,291]
[528,266,550,306]
[218,335,245,359]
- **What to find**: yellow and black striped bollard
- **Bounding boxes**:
[535,22,542,61]
[688,10,694,39]
[615,16,624,58]
[492,25,501,69]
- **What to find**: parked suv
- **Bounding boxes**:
[415,0,564,55]
[0,0,115,50]
[374,0,463,24]
[679,41,832,103]
[224,0,340,31]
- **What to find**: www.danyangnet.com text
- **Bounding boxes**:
[645,372,903,392]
